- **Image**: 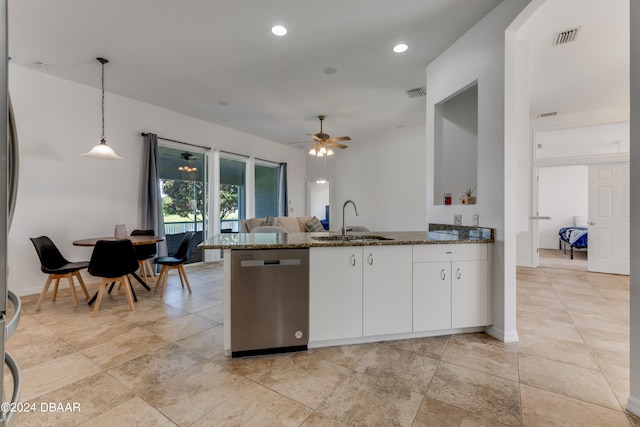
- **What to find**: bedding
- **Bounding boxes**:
[558,226,588,259]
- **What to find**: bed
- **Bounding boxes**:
[558,226,588,259]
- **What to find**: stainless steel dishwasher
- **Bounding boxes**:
[231,248,309,357]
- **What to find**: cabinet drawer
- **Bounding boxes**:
[413,244,487,262]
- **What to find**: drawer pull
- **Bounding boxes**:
[446,251,456,254]
[440,269,446,280]
[456,268,462,279]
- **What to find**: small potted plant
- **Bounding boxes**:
[461,186,476,205]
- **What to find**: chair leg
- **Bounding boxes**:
[144,259,156,282]
[74,271,90,299]
[66,273,79,308]
[178,265,192,294]
[155,266,168,293]
[35,275,55,311]
[52,277,61,302]
[91,279,110,317]
[121,276,135,312]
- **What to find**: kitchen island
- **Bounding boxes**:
[199,224,494,356]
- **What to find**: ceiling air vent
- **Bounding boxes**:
[553,27,580,45]
[406,87,426,98]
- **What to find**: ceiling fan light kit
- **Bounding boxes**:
[304,115,350,157]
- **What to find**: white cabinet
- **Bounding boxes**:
[362,245,413,336]
[413,244,489,331]
[413,261,451,331]
[309,247,362,342]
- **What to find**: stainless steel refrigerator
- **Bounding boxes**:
[1,0,23,425]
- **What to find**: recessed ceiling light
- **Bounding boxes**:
[218,101,229,106]
[393,43,408,53]
[271,25,287,36]
[323,67,337,75]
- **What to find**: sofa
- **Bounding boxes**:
[240,216,318,233]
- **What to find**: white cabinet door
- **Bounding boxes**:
[309,247,363,342]
[362,245,413,336]
[413,261,451,331]
[451,260,488,328]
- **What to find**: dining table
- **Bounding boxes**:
[73,235,165,305]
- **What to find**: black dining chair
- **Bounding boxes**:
[87,239,140,316]
[154,231,196,297]
[30,236,90,310]
[130,229,157,284]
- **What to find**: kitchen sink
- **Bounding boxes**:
[312,235,394,242]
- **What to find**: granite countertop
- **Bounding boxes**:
[198,224,494,250]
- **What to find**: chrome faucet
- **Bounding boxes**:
[341,200,359,236]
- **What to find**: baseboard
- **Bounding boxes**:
[627,395,640,416]
[486,325,519,343]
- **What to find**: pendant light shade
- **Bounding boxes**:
[82,57,123,160]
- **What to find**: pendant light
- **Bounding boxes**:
[82,57,123,160]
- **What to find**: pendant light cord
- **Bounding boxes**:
[97,57,109,141]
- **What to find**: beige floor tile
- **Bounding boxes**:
[256,352,351,408]
[521,384,631,427]
[517,309,584,343]
[191,381,313,427]
[140,361,251,426]
[309,342,378,369]
[6,320,76,370]
[15,373,135,427]
[355,343,439,394]
[605,372,630,411]
[20,352,102,402]
[107,343,208,393]
[175,324,224,359]
[517,330,599,370]
[78,396,175,427]
[301,412,349,426]
[413,397,505,427]
[77,326,168,369]
[568,310,629,333]
[441,333,519,381]
[149,312,217,342]
[518,353,621,410]
[213,351,294,381]
[382,334,450,360]
[57,317,139,351]
[193,303,224,324]
[426,362,521,426]
[578,324,630,353]
[317,370,423,427]
[591,346,630,378]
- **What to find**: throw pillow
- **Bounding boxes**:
[264,215,279,226]
[245,217,265,232]
[305,216,325,232]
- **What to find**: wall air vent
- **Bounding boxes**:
[537,112,558,118]
[406,87,426,98]
[553,27,580,45]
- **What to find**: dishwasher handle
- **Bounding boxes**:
[240,259,301,267]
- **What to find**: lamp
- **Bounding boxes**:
[82,57,123,160]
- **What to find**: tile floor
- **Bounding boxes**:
[4,262,637,426]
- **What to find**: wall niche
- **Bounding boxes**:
[434,81,478,205]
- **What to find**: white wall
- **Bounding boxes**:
[9,65,306,296]
[305,123,426,232]
[537,165,588,249]
[426,0,531,342]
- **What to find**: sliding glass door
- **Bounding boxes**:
[219,157,246,232]
[157,145,207,263]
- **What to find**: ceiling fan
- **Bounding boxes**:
[294,115,351,156]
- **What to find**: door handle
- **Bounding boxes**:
[456,268,462,279]
[440,269,446,280]
[350,254,356,266]
[589,221,595,226]
[368,253,373,266]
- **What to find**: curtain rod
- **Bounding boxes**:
[141,132,211,151]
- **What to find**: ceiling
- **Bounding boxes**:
[7,0,629,149]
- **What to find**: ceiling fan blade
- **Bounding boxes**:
[308,134,324,143]
[327,141,348,149]
[328,136,351,143]
[288,141,313,145]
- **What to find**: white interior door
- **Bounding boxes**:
[588,163,630,275]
